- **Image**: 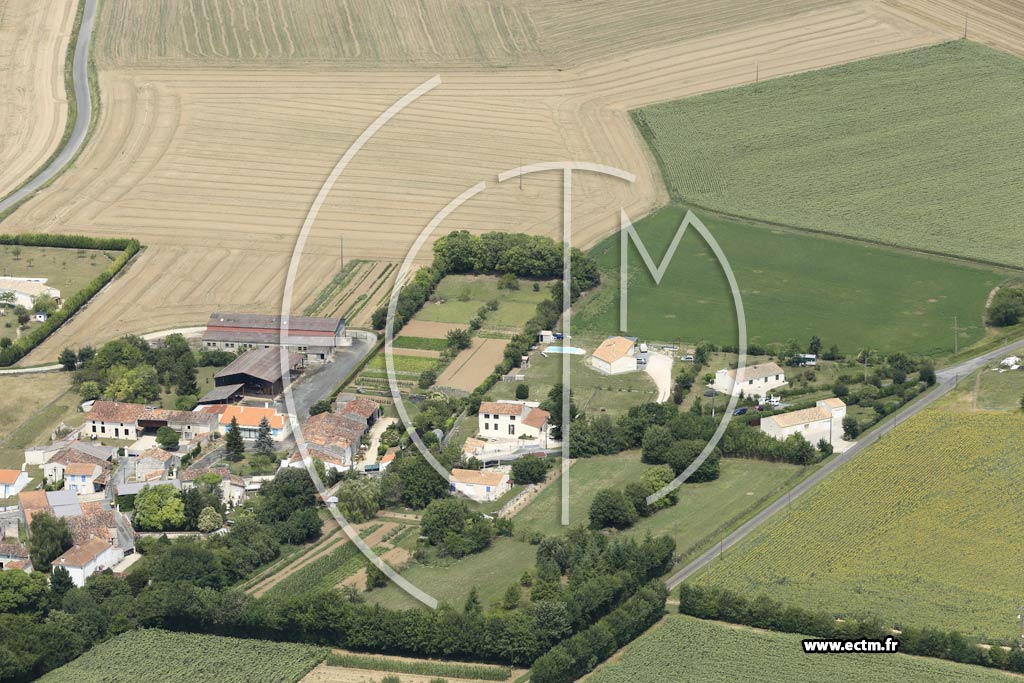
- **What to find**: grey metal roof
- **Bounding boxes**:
[114,480,181,496]
[197,383,245,403]
[215,347,302,384]
[45,490,82,518]
[206,312,344,334]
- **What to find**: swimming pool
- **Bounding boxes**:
[545,346,586,355]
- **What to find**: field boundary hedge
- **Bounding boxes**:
[0,234,141,366]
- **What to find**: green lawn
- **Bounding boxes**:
[572,206,1003,354]
[417,274,551,333]
[515,453,803,566]
[366,353,438,374]
[975,368,1024,411]
[632,40,1024,268]
[702,402,1024,642]
[367,536,536,611]
[589,615,1015,683]
[0,245,121,300]
[393,336,449,351]
[484,347,657,417]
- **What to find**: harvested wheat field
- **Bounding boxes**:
[885,0,1024,57]
[400,320,466,339]
[4,1,956,362]
[0,0,77,198]
[435,338,507,392]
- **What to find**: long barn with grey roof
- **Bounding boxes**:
[202,311,348,362]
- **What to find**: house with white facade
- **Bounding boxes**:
[215,405,291,441]
[0,277,61,310]
[63,463,104,495]
[450,468,511,503]
[478,401,551,442]
[132,447,179,482]
[589,336,637,374]
[713,362,787,398]
[51,536,124,587]
[85,401,147,440]
[0,469,30,498]
[42,446,111,489]
[761,398,846,446]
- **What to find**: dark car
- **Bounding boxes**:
[733,407,748,416]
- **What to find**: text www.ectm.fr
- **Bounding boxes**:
[802,638,900,654]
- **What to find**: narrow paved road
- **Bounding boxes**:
[665,336,1024,589]
[0,0,98,215]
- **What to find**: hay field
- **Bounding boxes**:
[0,0,77,197]
[633,40,1024,267]
[886,0,1024,57]
[702,402,1024,642]
[4,2,952,362]
[94,0,852,70]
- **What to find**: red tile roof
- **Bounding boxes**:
[88,401,147,423]
[0,469,22,485]
[522,408,550,429]
[220,405,285,430]
[338,397,381,420]
[53,537,112,568]
[479,401,524,416]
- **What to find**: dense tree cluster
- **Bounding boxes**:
[678,583,1024,674]
[420,498,512,558]
[986,287,1024,327]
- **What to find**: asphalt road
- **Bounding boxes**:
[665,336,1024,589]
[280,332,376,419]
[0,0,98,215]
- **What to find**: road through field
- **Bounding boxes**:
[665,335,1024,589]
[0,0,97,213]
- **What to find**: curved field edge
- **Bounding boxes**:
[631,40,1024,269]
[696,401,1024,643]
[587,615,1018,683]
[37,629,326,683]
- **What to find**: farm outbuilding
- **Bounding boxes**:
[203,312,349,362]
[761,398,846,446]
[213,347,303,397]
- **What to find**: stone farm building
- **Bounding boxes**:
[478,400,550,441]
[450,468,511,503]
[713,362,787,398]
[204,346,304,401]
[85,401,217,441]
[761,398,847,445]
[589,336,637,374]
[203,312,348,362]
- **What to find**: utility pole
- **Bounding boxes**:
[755,61,759,85]
[964,12,969,39]
[339,236,344,270]
[1018,605,1023,647]
[953,315,959,355]
[863,351,869,382]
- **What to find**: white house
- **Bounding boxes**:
[51,536,124,587]
[63,462,103,495]
[0,277,61,310]
[450,468,511,502]
[478,401,550,442]
[761,398,846,445]
[0,469,30,498]
[589,336,637,374]
[85,401,147,440]
[216,405,291,441]
[282,446,350,475]
[713,362,787,398]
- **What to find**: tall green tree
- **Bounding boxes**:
[254,416,275,456]
[28,512,72,573]
[133,484,186,531]
[225,416,245,460]
[58,348,77,371]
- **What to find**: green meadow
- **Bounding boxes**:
[572,206,1003,354]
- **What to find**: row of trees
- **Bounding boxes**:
[678,583,1024,674]
[588,464,678,530]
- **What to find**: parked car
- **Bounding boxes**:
[680,354,695,362]
[733,407,748,416]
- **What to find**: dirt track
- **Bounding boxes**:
[5,1,987,360]
[0,0,76,197]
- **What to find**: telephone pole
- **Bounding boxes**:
[755,61,759,84]
[339,236,344,269]
[1018,605,1023,646]
[964,12,969,39]
[953,315,959,355]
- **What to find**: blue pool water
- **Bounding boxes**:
[545,346,585,355]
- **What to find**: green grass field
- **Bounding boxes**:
[38,629,324,683]
[366,353,438,374]
[393,336,450,351]
[367,536,535,611]
[484,347,657,417]
[701,402,1024,642]
[632,41,1024,268]
[572,206,1003,354]
[974,369,1024,411]
[418,275,552,333]
[589,615,1014,683]
[515,453,803,566]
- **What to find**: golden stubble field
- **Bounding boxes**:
[0,0,76,197]
[2,0,974,361]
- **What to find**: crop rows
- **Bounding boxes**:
[264,525,382,599]
[634,41,1024,267]
[38,629,325,683]
[588,615,1013,683]
[702,407,1024,642]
